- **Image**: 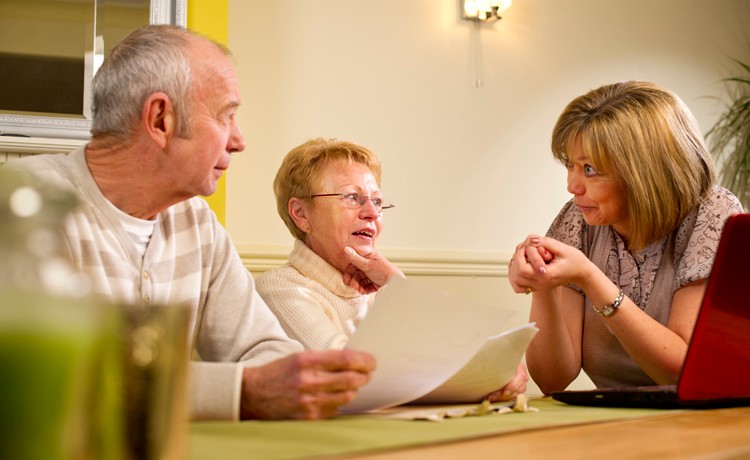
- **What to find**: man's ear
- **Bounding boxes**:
[143,92,175,148]
[288,198,310,233]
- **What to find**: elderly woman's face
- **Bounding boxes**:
[303,159,385,273]
[565,140,630,240]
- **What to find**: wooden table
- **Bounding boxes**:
[346,405,750,460]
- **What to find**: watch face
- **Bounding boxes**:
[594,303,616,317]
[594,290,624,317]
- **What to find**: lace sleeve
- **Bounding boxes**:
[674,186,744,288]
[546,199,586,251]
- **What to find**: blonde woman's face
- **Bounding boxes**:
[303,160,384,273]
[565,141,631,241]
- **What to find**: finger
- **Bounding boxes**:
[524,245,548,274]
[344,246,370,269]
[510,274,535,294]
[300,349,377,373]
[352,281,373,295]
[318,389,359,414]
[352,271,373,293]
[535,236,567,254]
[345,271,364,292]
[538,246,554,262]
[505,372,526,393]
[484,390,505,402]
[356,279,376,295]
[293,389,359,420]
[343,265,378,294]
[510,362,529,393]
[304,368,372,394]
[342,267,355,285]
[511,246,526,266]
[485,388,515,402]
[509,248,530,281]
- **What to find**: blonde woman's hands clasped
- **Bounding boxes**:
[509,235,595,294]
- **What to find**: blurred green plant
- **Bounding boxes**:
[707,57,750,210]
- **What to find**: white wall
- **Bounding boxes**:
[228,0,750,392]
[227,0,750,259]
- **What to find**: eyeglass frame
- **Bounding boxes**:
[308,192,395,212]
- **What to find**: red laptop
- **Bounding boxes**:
[552,213,750,409]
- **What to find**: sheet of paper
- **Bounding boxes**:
[340,277,515,413]
[414,322,538,404]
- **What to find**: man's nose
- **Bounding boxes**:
[228,123,245,154]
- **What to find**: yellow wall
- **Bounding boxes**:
[188,0,229,225]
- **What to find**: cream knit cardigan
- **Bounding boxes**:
[257,240,371,350]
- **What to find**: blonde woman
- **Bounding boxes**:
[510,81,743,394]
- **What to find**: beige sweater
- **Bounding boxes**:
[256,240,371,350]
[7,148,302,421]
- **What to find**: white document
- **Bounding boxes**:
[414,322,538,404]
[340,277,519,414]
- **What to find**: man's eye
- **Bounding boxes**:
[371,197,383,207]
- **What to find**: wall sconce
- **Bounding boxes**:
[460,0,512,88]
[461,0,511,22]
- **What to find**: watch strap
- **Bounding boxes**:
[592,289,624,317]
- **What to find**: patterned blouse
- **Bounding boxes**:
[546,185,743,387]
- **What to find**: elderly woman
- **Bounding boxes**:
[510,81,744,394]
[257,138,403,351]
[258,138,528,401]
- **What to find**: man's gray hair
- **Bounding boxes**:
[90,25,198,140]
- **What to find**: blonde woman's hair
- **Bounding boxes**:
[551,81,716,250]
[273,138,382,240]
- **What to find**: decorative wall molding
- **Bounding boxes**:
[236,244,510,277]
[0,136,85,156]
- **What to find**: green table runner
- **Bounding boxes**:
[189,398,681,460]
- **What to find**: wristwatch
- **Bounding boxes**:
[592,289,624,317]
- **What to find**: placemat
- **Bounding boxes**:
[189,397,682,460]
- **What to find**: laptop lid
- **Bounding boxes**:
[677,213,750,401]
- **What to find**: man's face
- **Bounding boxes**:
[169,40,245,199]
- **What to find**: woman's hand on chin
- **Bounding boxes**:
[342,246,405,294]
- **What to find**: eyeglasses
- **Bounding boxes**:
[310,193,395,212]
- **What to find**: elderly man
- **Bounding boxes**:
[6,25,374,420]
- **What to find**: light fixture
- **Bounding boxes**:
[461,0,512,22]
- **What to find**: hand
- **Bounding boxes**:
[240,349,376,420]
[342,246,405,295]
[509,235,554,294]
[484,361,529,402]
[510,235,595,294]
